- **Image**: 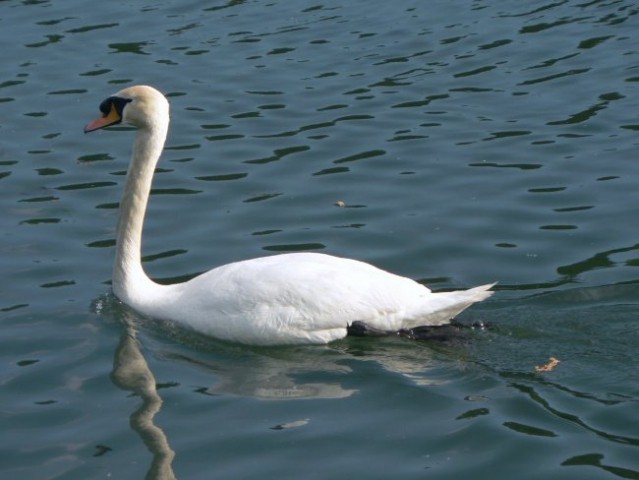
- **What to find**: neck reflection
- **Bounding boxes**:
[111,317,176,480]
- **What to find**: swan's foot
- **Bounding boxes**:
[453,319,491,330]
[347,321,392,337]
[400,320,492,341]
[347,319,491,340]
[398,324,464,341]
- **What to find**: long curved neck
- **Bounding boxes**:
[112,118,169,304]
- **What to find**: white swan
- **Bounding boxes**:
[85,85,494,345]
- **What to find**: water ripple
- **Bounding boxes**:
[2,1,639,478]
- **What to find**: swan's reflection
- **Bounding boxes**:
[110,315,176,480]
[164,344,358,399]
[104,299,462,477]
[155,325,452,398]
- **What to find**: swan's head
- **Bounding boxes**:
[84,85,169,133]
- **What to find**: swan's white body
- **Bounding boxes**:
[85,85,494,345]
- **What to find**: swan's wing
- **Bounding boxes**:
[159,253,426,344]
[156,252,492,345]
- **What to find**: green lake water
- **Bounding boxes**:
[1,1,638,478]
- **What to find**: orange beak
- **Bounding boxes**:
[84,102,122,133]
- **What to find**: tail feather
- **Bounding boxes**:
[404,282,495,329]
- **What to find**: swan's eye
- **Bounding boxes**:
[98,98,113,116]
[98,96,132,117]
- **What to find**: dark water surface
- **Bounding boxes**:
[1,1,638,478]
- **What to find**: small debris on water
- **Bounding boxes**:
[270,418,310,430]
[464,395,490,402]
[535,356,560,373]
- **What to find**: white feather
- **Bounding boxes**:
[85,85,494,346]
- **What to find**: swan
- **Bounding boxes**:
[84,85,494,345]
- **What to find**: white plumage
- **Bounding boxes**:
[85,85,494,345]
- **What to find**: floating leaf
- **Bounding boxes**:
[535,357,560,373]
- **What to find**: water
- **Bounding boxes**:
[1,0,638,478]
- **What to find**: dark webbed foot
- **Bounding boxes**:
[400,320,492,341]
[398,324,464,341]
[453,319,491,331]
[347,321,392,337]
[347,319,491,340]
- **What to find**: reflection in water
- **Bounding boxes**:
[106,294,450,400]
[202,355,356,400]
[557,242,639,280]
[562,453,639,478]
[111,316,176,480]
[159,331,451,399]
[497,374,639,478]
[508,380,639,447]
[159,338,358,400]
